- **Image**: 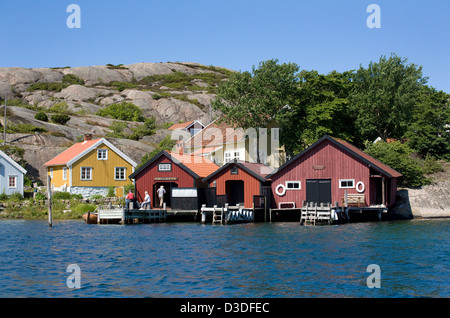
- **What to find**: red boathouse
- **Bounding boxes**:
[203,160,273,208]
[129,150,219,209]
[267,135,402,209]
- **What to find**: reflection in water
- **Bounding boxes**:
[0,219,448,297]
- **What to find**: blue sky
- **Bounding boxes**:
[1,0,449,92]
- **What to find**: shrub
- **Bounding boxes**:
[62,74,85,85]
[9,192,23,201]
[7,123,47,134]
[34,111,48,122]
[52,192,72,200]
[51,114,71,125]
[96,102,144,122]
[49,101,71,114]
[34,192,47,200]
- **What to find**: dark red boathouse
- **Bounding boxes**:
[267,135,402,209]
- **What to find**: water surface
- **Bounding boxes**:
[0,219,448,297]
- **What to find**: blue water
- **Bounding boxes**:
[0,219,448,298]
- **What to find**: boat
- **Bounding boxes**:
[83,211,98,224]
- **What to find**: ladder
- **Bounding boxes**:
[212,205,224,225]
[300,203,317,226]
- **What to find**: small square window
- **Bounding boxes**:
[115,167,126,180]
[158,163,172,172]
[81,167,92,180]
[97,149,108,160]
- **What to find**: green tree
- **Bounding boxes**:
[277,70,356,154]
[213,59,301,161]
[405,85,450,160]
[364,140,429,187]
[350,53,427,142]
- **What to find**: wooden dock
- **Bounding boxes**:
[201,204,255,225]
[95,205,166,224]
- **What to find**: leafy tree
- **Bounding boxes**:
[51,114,71,125]
[213,59,301,161]
[405,85,450,160]
[364,140,429,187]
[350,53,427,142]
[277,70,356,154]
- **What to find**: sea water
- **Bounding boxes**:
[0,218,448,298]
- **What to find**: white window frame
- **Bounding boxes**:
[8,175,17,188]
[224,150,243,163]
[97,149,108,160]
[285,181,301,190]
[80,167,92,181]
[62,167,67,181]
[50,168,53,179]
[115,167,126,181]
[339,179,355,189]
[158,163,172,172]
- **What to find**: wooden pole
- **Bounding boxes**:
[47,175,52,227]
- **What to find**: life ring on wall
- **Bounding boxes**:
[356,181,365,193]
[275,184,286,196]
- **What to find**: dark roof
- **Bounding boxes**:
[129,150,218,180]
[266,135,402,179]
[203,159,273,183]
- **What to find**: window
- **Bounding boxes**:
[97,149,108,160]
[339,179,355,189]
[81,167,92,180]
[63,167,67,180]
[158,163,172,172]
[8,176,17,188]
[50,168,53,179]
[224,150,242,163]
[115,167,126,180]
[230,166,238,175]
[286,181,301,190]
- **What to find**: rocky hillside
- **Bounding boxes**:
[0,62,231,183]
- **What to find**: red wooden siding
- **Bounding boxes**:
[208,164,261,208]
[134,155,195,202]
[271,139,372,208]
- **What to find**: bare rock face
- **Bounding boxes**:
[0,62,230,183]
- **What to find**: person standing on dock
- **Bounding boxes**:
[157,185,166,208]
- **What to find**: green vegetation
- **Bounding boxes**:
[50,114,71,125]
[106,63,128,70]
[96,101,144,122]
[34,111,48,122]
[6,123,47,134]
[62,74,85,85]
[213,55,450,187]
[49,101,72,114]
[106,117,157,140]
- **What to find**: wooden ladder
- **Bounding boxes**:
[212,205,224,225]
[300,203,317,226]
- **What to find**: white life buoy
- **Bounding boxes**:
[275,184,286,196]
[356,181,365,193]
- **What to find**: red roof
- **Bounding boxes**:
[168,121,195,130]
[44,139,101,166]
[169,151,219,178]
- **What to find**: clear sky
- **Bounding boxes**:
[1,0,449,92]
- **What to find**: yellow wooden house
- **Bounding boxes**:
[44,134,137,198]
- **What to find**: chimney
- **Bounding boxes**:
[84,134,93,141]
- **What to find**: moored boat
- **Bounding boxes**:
[83,212,98,224]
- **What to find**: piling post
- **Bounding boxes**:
[201,204,206,223]
[47,175,52,227]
